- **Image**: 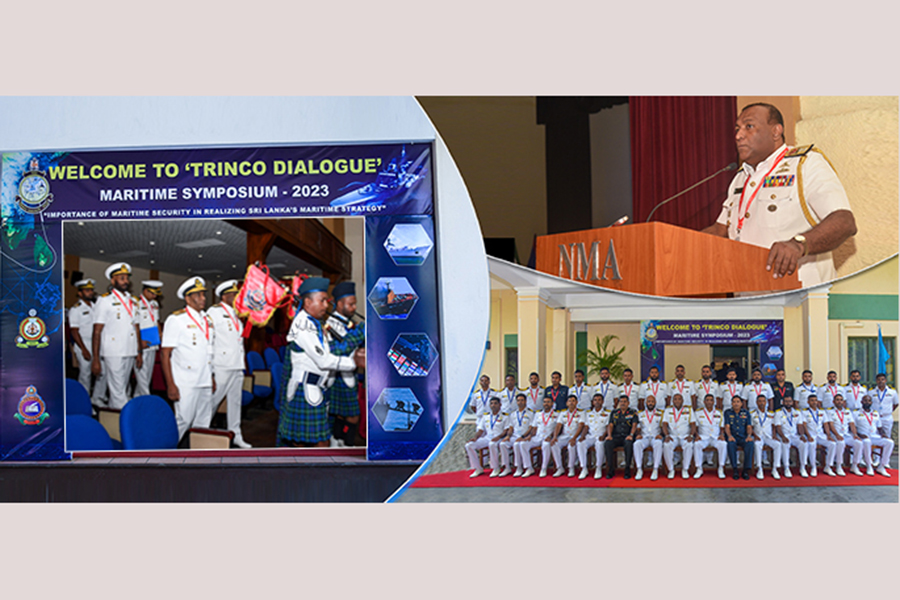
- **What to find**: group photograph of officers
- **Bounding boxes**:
[466,364,897,484]
[66,261,366,450]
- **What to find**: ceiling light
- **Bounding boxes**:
[149,241,155,246]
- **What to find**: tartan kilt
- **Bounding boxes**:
[327,377,360,417]
[277,345,330,444]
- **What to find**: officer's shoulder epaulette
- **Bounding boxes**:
[501,411,509,416]
[785,144,814,158]
[172,309,186,316]
[100,292,111,297]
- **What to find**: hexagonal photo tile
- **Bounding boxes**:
[387,332,438,377]
[384,223,433,266]
[367,277,419,320]
[372,388,423,432]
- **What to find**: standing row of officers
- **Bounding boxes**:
[69,263,252,447]
[466,363,897,483]
[469,365,898,438]
[68,263,367,448]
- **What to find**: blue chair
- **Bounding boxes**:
[65,378,92,416]
[264,347,280,370]
[271,362,284,413]
[278,345,286,361]
[246,351,272,399]
[120,394,179,450]
[66,415,114,451]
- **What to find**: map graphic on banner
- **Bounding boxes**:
[0,142,440,462]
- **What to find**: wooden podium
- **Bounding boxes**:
[535,222,800,297]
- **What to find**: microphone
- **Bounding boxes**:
[644,162,738,223]
[609,215,629,227]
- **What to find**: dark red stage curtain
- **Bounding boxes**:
[630,97,738,230]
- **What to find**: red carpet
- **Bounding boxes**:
[411,468,899,490]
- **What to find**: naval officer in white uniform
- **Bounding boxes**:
[91,262,142,409]
[133,280,163,397]
[68,278,107,406]
[208,280,251,448]
[701,103,856,287]
[160,277,216,442]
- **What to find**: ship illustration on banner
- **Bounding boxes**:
[330,146,428,209]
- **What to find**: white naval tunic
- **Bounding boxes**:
[68,299,107,402]
[162,306,215,440]
[716,144,852,286]
[208,302,246,439]
[93,290,140,409]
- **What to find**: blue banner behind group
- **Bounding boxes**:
[0,142,438,461]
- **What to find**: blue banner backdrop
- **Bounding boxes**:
[640,320,784,383]
[0,142,437,461]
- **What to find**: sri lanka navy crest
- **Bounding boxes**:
[15,158,54,215]
[16,309,49,348]
[246,288,267,312]
[16,386,49,425]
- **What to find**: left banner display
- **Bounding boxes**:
[0,142,439,461]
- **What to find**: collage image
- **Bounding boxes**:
[0,96,896,507]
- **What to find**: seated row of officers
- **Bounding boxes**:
[466,390,894,482]
[68,262,366,449]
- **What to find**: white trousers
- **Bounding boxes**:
[863,435,895,468]
[694,437,727,468]
[878,420,893,439]
[841,435,864,466]
[465,437,499,470]
[754,436,783,468]
[211,369,244,439]
[576,435,604,470]
[174,385,213,441]
[811,435,838,468]
[76,348,108,404]
[547,435,575,470]
[514,438,542,470]
[133,347,157,397]
[663,437,694,471]
[103,355,135,409]
[782,435,810,469]
[633,437,663,469]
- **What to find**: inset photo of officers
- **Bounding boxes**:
[62,217,367,452]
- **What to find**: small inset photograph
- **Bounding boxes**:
[384,222,434,266]
[372,388,424,432]
[388,333,438,377]
[367,277,419,320]
[393,254,898,503]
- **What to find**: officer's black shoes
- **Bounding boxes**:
[605,472,614,479]
[623,471,631,479]
[732,471,740,480]
[741,471,751,480]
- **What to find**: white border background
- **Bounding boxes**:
[1,2,897,599]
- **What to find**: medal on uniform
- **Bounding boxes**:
[112,290,134,318]
[541,410,553,428]
[479,389,490,413]
[549,387,560,406]
[186,309,210,341]
[516,410,524,428]
[140,296,157,324]
[828,384,838,400]
[222,302,240,331]
[528,386,540,407]
[784,408,794,429]
[506,388,515,407]
[645,408,654,424]
[599,381,609,400]
[701,380,712,396]
[649,381,659,398]
[566,409,576,428]
[757,409,767,430]
[736,147,788,233]
[623,383,632,399]
[727,382,737,400]
[675,379,686,395]
[877,387,887,409]
[672,406,683,424]
[703,408,714,426]
[863,410,874,429]
[808,407,819,427]
[850,384,862,405]
[490,413,500,431]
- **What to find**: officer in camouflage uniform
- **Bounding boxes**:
[324,281,366,447]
